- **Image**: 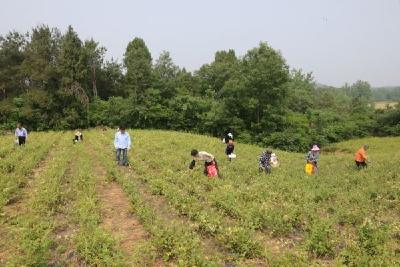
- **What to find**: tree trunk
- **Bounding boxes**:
[92,64,97,98]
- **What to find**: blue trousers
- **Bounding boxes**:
[116,148,128,166]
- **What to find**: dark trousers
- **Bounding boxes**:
[18,136,26,146]
[259,164,271,174]
[355,161,367,169]
[116,148,128,166]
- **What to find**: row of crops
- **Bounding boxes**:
[0,130,399,266]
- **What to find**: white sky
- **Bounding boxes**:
[1,0,400,87]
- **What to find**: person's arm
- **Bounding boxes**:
[305,152,310,161]
[15,129,17,138]
[114,133,118,148]
[24,128,28,140]
[127,134,131,150]
[189,160,196,169]
[361,150,368,161]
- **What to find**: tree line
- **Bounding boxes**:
[0,25,398,151]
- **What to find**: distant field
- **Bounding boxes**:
[374,100,398,109]
[0,130,399,266]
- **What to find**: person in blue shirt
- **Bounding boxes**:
[114,126,131,166]
[15,123,28,146]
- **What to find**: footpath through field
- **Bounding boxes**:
[85,140,153,264]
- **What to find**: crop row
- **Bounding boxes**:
[87,131,222,266]
[67,140,126,265]
[8,133,73,266]
[93,131,265,261]
[0,132,60,211]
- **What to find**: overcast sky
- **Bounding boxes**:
[1,0,399,87]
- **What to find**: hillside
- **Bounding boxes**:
[0,130,399,266]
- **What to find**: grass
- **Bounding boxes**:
[0,129,399,266]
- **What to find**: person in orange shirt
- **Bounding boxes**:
[355,145,369,169]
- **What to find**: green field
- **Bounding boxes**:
[0,130,399,266]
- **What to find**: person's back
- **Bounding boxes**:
[355,145,368,169]
[355,147,367,162]
[259,150,272,174]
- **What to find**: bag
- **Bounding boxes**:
[206,162,218,177]
[228,153,236,159]
[305,163,313,175]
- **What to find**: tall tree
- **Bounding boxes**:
[21,25,61,92]
[123,37,152,101]
[196,49,238,96]
[0,31,27,99]
[82,39,106,98]
[59,26,86,90]
[153,51,179,99]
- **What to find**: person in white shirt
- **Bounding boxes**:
[189,149,221,177]
[114,127,131,166]
[15,123,28,146]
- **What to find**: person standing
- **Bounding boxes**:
[305,145,320,174]
[355,144,369,169]
[225,139,235,161]
[114,127,131,166]
[15,123,28,146]
[259,149,272,174]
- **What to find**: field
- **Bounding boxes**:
[374,101,398,110]
[0,129,399,266]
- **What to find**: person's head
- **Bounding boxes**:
[17,123,21,129]
[266,150,272,154]
[191,149,199,157]
[363,144,369,150]
[228,139,234,145]
[311,144,320,153]
[119,126,126,133]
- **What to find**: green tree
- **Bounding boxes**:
[0,31,27,99]
[123,37,152,101]
[21,25,61,93]
[82,39,106,98]
[196,49,238,96]
[59,26,86,89]
[153,51,179,99]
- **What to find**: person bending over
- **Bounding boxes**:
[189,149,220,177]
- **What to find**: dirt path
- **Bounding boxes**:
[86,142,149,260]
[97,167,149,256]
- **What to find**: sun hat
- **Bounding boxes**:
[311,145,320,151]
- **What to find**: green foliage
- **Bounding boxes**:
[306,221,335,258]
[123,37,152,99]
[0,25,396,151]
